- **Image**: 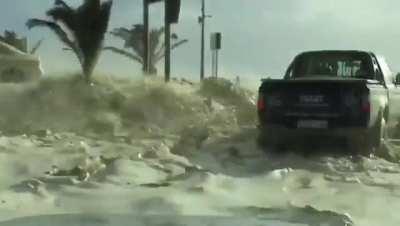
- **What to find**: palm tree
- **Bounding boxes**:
[104,24,188,75]
[26,0,113,83]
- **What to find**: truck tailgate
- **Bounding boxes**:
[258,79,370,129]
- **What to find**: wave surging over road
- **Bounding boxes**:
[0,76,398,226]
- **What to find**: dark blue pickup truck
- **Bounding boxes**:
[257,50,400,155]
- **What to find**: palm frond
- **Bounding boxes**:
[171,39,188,50]
[149,28,162,54]
[154,42,165,61]
[46,5,75,31]
[26,19,77,55]
[30,39,44,54]
[171,33,178,39]
[155,39,188,63]
[54,0,72,10]
[110,28,132,42]
[99,1,113,33]
[109,23,188,73]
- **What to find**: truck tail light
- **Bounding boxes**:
[361,94,370,113]
[257,94,266,111]
[361,102,370,113]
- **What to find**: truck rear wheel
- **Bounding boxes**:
[349,117,386,156]
[257,131,285,153]
[370,116,388,157]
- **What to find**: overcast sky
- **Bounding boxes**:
[1,0,400,82]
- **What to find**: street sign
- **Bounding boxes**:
[146,0,181,24]
[210,32,222,78]
[210,32,221,50]
[166,0,181,24]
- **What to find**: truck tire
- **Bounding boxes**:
[369,116,388,157]
[257,131,285,154]
[348,116,384,155]
[256,132,267,148]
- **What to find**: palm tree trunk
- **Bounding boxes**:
[82,58,97,84]
[83,68,93,83]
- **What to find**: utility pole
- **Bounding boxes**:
[143,0,150,74]
[164,2,171,82]
[199,0,211,81]
[200,0,205,80]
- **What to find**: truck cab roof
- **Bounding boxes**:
[286,50,378,80]
[298,50,371,54]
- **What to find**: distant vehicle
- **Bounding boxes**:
[0,41,43,83]
[257,50,400,154]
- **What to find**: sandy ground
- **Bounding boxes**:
[0,77,398,226]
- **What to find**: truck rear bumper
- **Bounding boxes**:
[258,124,368,145]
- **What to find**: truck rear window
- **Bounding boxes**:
[292,52,374,79]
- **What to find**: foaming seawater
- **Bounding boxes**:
[167,122,400,225]
[0,76,254,136]
[0,76,399,225]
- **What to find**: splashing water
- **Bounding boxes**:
[0,75,398,226]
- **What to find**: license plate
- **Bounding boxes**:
[298,95,329,107]
[299,95,325,104]
[297,120,328,129]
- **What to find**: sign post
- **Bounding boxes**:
[210,32,222,78]
[143,0,150,74]
[200,0,205,80]
[144,0,180,81]
[165,0,181,82]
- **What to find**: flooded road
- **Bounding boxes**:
[0,129,398,225]
[0,78,398,226]
[183,128,400,226]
